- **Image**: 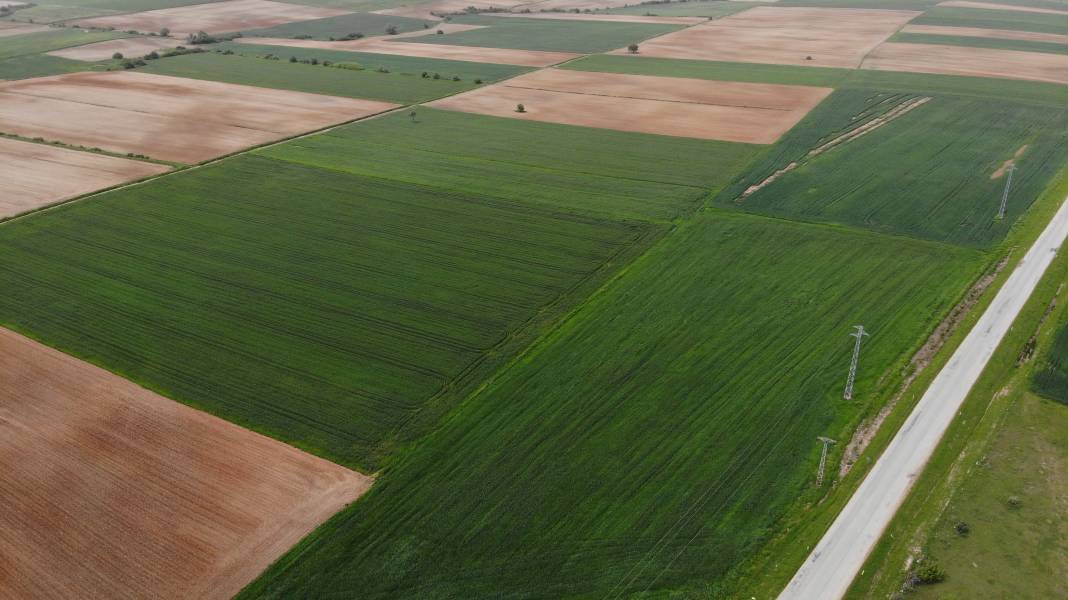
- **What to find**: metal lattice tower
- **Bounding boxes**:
[844,325,869,400]
[816,437,837,487]
[997,163,1017,220]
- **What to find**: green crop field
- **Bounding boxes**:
[238,212,981,600]
[1032,320,1068,403]
[715,93,1068,247]
[0,52,98,79]
[9,0,221,23]
[257,107,761,221]
[0,154,656,471]
[137,51,475,103]
[221,41,528,82]
[400,14,683,53]
[892,31,1068,55]
[601,0,750,17]
[239,12,430,39]
[913,6,1068,35]
[0,28,125,61]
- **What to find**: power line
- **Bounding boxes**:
[997,163,1017,220]
[843,325,868,400]
[816,437,836,487]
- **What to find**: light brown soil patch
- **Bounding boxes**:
[374,0,529,20]
[428,68,831,142]
[939,0,1068,16]
[902,24,1068,45]
[611,6,919,68]
[0,137,170,219]
[78,0,349,37]
[516,0,653,11]
[238,35,579,66]
[992,143,1029,179]
[861,42,1068,85]
[47,36,176,61]
[0,326,372,600]
[485,11,706,24]
[389,22,487,37]
[0,21,49,37]
[0,71,397,163]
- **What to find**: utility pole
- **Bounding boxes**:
[816,437,836,487]
[997,163,1016,220]
[844,325,868,400]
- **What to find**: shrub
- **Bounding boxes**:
[1008,495,1022,509]
[954,521,970,536]
[187,31,215,44]
[112,52,123,60]
[437,29,444,34]
[289,56,297,62]
[144,51,159,60]
[376,66,389,73]
[474,78,483,84]
[432,72,440,79]
[334,62,363,70]
[627,43,638,54]
[452,75,460,81]
[159,27,169,37]
[912,557,946,585]
[385,24,398,35]
[515,103,525,113]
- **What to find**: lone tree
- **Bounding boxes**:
[385,24,398,35]
[627,43,639,54]
[409,110,417,122]
[159,27,169,37]
[112,52,123,59]
[516,103,525,113]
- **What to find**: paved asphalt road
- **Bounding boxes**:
[778,196,1068,600]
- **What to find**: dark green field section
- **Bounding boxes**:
[7,0,221,22]
[914,6,1068,35]
[258,108,761,221]
[137,51,474,103]
[0,155,656,471]
[0,28,125,61]
[400,15,684,53]
[0,53,97,80]
[715,91,1068,247]
[238,212,981,600]
[239,12,430,39]
[220,41,528,82]
[1032,318,1068,404]
[892,31,1068,55]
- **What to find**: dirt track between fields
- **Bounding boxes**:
[47,36,176,61]
[0,71,397,163]
[0,21,49,36]
[238,36,579,66]
[0,137,170,219]
[861,42,1068,85]
[78,0,349,37]
[0,326,372,600]
[611,6,919,67]
[902,24,1068,45]
[428,68,831,142]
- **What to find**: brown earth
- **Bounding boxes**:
[374,0,529,20]
[610,6,920,68]
[0,71,397,163]
[0,21,49,36]
[0,137,170,219]
[902,24,1068,45]
[861,42,1068,85]
[992,143,1029,179]
[484,12,706,24]
[238,35,579,66]
[47,36,176,61]
[78,0,349,37]
[0,326,372,600]
[428,68,832,142]
[515,0,651,11]
[389,22,487,37]
[938,0,1068,16]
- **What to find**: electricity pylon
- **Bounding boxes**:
[997,163,1016,220]
[816,437,837,487]
[844,325,868,400]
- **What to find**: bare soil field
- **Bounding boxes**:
[238,36,579,66]
[0,71,397,163]
[902,24,1068,45]
[516,0,648,11]
[0,21,50,37]
[78,0,349,37]
[0,137,170,219]
[938,1,1068,16]
[612,6,920,68]
[486,12,706,24]
[428,68,831,142]
[374,0,528,20]
[47,36,176,61]
[861,42,1068,85]
[0,326,372,600]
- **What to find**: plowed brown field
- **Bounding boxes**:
[861,42,1068,85]
[0,71,397,163]
[428,68,831,142]
[47,36,176,61]
[0,21,49,37]
[0,327,372,599]
[78,0,349,37]
[612,6,919,67]
[0,137,170,219]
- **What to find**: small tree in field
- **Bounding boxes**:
[409,110,417,122]
[112,52,123,59]
[515,103,525,113]
[159,27,169,37]
[386,24,398,35]
[627,43,639,54]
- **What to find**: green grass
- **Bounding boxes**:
[601,0,750,17]
[0,28,125,60]
[1032,318,1068,403]
[219,41,528,82]
[9,0,222,23]
[401,14,683,53]
[0,154,655,471]
[238,212,981,600]
[715,94,1068,247]
[562,54,850,86]
[0,52,98,79]
[914,6,1068,36]
[893,30,1068,55]
[257,107,762,221]
[239,12,430,39]
[137,51,474,103]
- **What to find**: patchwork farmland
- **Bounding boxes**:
[4,1,1068,599]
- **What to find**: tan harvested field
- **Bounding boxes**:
[374,0,528,20]
[612,6,920,68]
[78,0,349,36]
[47,36,176,61]
[515,0,647,10]
[238,36,579,66]
[861,42,1068,85]
[902,24,1068,45]
[390,22,487,37]
[486,11,706,24]
[0,21,50,36]
[0,71,397,163]
[0,326,372,600]
[428,68,831,142]
[0,137,170,219]
[938,0,1068,16]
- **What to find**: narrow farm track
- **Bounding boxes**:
[778,195,1068,600]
